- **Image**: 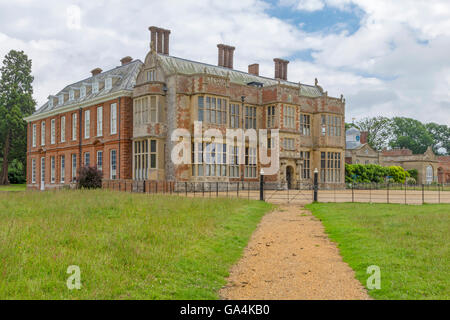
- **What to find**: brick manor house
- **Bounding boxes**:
[25,26,346,190]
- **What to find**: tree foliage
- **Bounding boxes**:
[0,50,36,185]
[389,117,434,154]
[356,116,392,151]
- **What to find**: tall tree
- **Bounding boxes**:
[0,50,35,185]
[356,116,392,151]
[425,122,450,155]
[389,117,434,154]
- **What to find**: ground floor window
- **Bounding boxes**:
[97,151,103,171]
[133,139,157,181]
[84,152,90,167]
[31,159,36,183]
[60,155,65,183]
[110,150,117,180]
[245,147,257,178]
[192,143,227,177]
[50,156,55,183]
[71,154,77,181]
[300,151,311,179]
[321,152,341,183]
[229,146,240,178]
[41,157,45,185]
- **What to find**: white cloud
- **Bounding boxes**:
[0,0,449,125]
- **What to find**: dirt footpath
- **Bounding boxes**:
[220,205,370,300]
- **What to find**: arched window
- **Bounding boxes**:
[426,165,433,184]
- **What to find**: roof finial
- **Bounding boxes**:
[315,78,318,86]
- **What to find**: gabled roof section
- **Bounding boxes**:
[157,54,323,98]
[32,60,143,116]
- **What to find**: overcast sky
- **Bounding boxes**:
[0,0,449,124]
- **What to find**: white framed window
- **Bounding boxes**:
[283,138,295,150]
[267,106,275,128]
[60,155,65,183]
[146,70,156,82]
[245,147,257,178]
[426,165,433,184]
[58,94,64,105]
[71,154,77,182]
[80,86,86,98]
[110,103,117,134]
[48,98,53,109]
[300,114,311,136]
[60,116,66,142]
[84,152,90,167]
[97,151,103,171]
[72,113,77,140]
[41,121,46,146]
[321,152,341,183]
[31,158,36,183]
[97,106,103,136]
[105,77,112,90]
[50,119,56,144]
[40,157,45,185]
[32,124,36,147]
[69,90,74,101]
[110,150,117,180]
[300,151,311,179]
[283,105,295,129]
[84,110,90,139]
[134,96,160,125]
[92,81,99,94]
[51,156,55,183]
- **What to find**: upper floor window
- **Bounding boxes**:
[245,106,257,129]
[60,116,66,142]
[41,121,46,146]
[84,110,90,139]
[134,96,158,125]
[48,98,53,109]
[229,103,240,128]
[300,114,311,136]
[58,94,64,105]
[97,106,103,137]
[50,119,56,144]
[198,96,227,125]
[69,90,74,101]
[267,106,275,128]
[110,103,117,134]
[105,77,112,91]
[321,115,326,136]
[146,70,156,82]
[283,105,295,129]
[321,114,341,136]
[32,124,36,147]
[283,138,295,150]
[72,113,77,140]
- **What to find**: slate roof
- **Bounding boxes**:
[157,54,323,98]
[32,60,143,116]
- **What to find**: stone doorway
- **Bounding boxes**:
[286,166,294,189]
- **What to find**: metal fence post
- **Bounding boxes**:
[313,168,318,202]
[237,182,239,198]
[216,182,219,198]
[422,184,425,204]
[260,171,264,201]
[438,184,441,204]
[352,183,354,203]
[387,182,389,204]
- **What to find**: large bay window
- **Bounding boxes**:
[300,114,311,136]
[267,106,275,128]
[320,152,341,183]
[245,106,257,129]
[245,147,257,178]
[283,105,295,129]
[134,96,159,125]
[198,96,227,125]
[133,139,157,180]
[229,103,240,128]
[300,151,311,179]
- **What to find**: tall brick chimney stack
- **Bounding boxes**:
[248,64,259,76]
[149,26,171,55]
[274,58,289,80]
[217,44,235,69]
[91,68,102,76]
[120,56,133,66]
[360,131,368,144]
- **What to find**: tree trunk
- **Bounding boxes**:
[0,130,10,185]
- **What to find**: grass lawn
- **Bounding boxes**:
[0,189,272,299]
[306,203,450,300]
[0,184,26,192]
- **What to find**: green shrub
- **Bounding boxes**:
[345,164,409,183]
[76,166,103,189]
[8,159,26,184]
[407,169,418,181]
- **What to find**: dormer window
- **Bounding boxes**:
[58,94,64,105]
[69,90,75,101]
[93,81,99,94]
[80,86,86,98]
[48,98,53,109]
[105,77,112,90]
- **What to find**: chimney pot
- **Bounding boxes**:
[91,68,102,76]
[120,56,133,66]
[273,58,289,80]
[248,64,259,76]
[149,26,171,55]
[217,44,235,69]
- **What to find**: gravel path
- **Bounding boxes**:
[220,205,370,300]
